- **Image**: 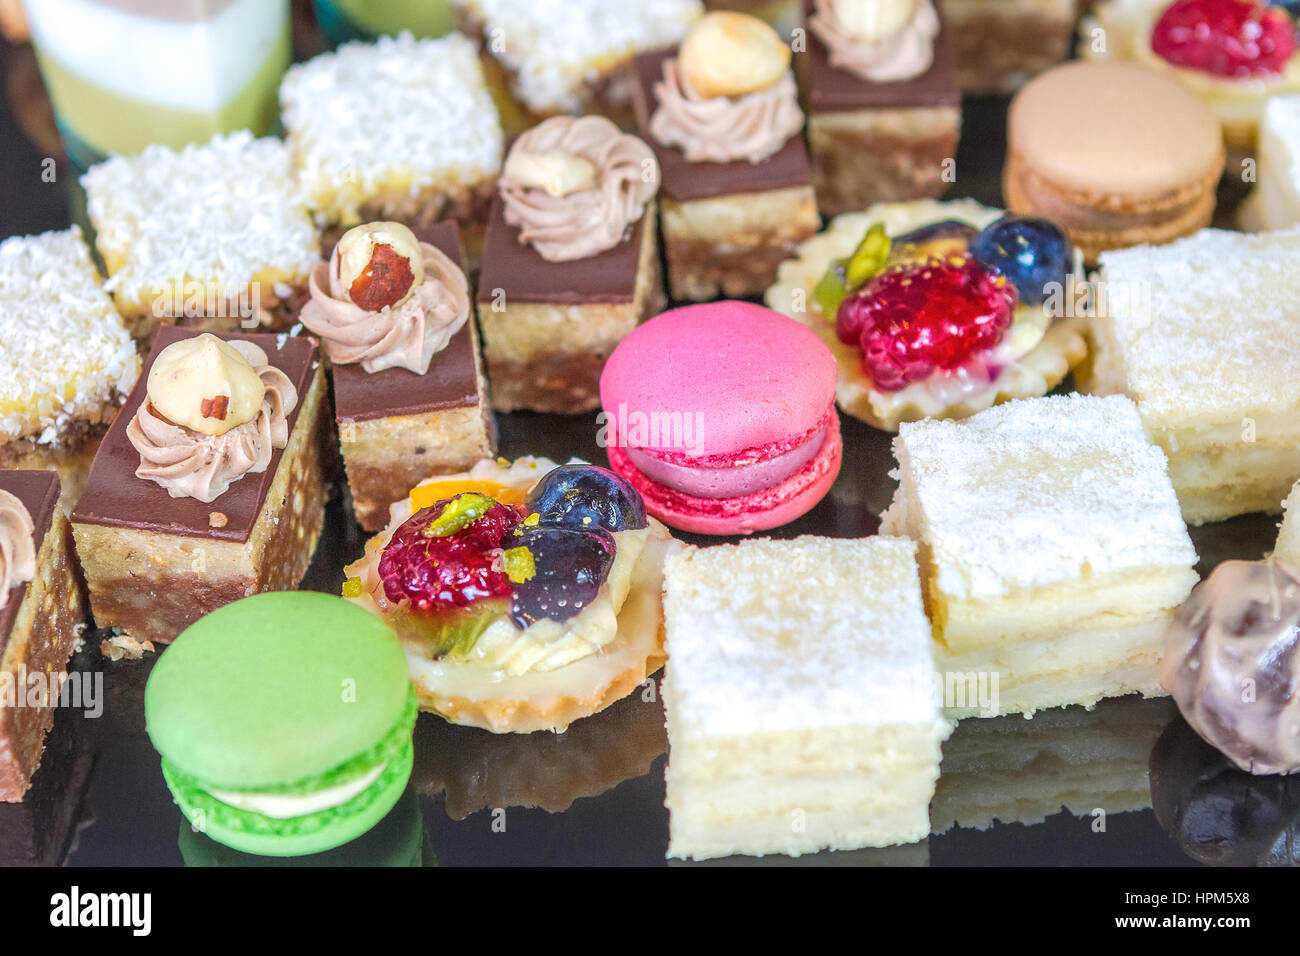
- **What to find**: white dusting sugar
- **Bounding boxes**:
[1097,227,1300,429]
[456,0,702,113]
[81,131,319,309]
[0,227,140,444]
[281,32,502,223]
[663,536,942,736]
[894,394,1197,601]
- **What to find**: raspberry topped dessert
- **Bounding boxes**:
[1086,0,1300,150]
[768,199,1088,431]
[344,457,677,733]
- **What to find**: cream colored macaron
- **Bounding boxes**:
[1003,61,1225,262]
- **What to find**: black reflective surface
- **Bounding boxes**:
[0,32,1285,867]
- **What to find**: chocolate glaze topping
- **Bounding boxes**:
[332,221,481,423]
[0,471,59,656]
[477,196,642,306]
[1160,559,1300,776]
[71,327,317,544]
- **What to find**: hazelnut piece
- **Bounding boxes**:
[335,221,425,311]
[679,11,791,99]
[832,0,917,42]
[503,148,599,198]
[147,333,266,437]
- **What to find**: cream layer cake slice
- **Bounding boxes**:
[0,227,139,506]
[82,130,319,340]
[880,394,1199,718]
[930,695,1174,833]
[1083,227,1300,524]
[663,535,950,860]
[1240,96,1300,232]
[1277,480,1300,567]
[280,32,503,255]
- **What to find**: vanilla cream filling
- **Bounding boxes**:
[206,762,387,820]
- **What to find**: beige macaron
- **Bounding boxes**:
[1003,61,1225,262]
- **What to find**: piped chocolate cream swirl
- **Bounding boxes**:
[809,0,939,83]
[499,116,658,263]
[0,490,35,610]
[302,228,470,375]
[649,60,803,164]
[1160,558,1300,776]
[128,336,298,504]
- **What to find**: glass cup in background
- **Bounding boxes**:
[311,0,452,46]
[21,0,291,174]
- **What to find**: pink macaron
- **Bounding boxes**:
[599,301,842,535]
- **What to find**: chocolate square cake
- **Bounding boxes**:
[798,0,961,216]
[327,222,495,530]
[0,470,87,802]
[71,328,329,650]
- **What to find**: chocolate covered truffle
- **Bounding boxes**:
[1160,559,1300,776]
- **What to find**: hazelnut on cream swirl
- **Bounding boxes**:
[809,0,940,83]
[650,11,803,164]
[301,222,470,375]
[128,335,298,504]
[499,116,658,263]
[0,490,35,610]
[1160,559,1300,776]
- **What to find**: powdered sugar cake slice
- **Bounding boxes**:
[662,535,949,860]
[81,131,319,338]
[881,394,1199,717]
[281,32,502,231]
[1084,227,1300,523]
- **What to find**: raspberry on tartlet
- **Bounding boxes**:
[765,198,1089,432]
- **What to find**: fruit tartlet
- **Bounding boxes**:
[1085,0,1300,152]
[765,198,1088,431]
[343,457,679,733]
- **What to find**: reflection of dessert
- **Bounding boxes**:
[81,131,320,342]
[281,32,504,261]
[411,690,666,819]
[1004,61,1224,262]
[476,117,662,414]
[797,0,961,216]
[1149,713,1300,866]
[303,221,493,530]
[1082,227,1300,524]
[663,536,950,860]
[631,12,820,300]
[0,472,87,802]
[1160,559,1300,775]
[451,0,703,126]
[944,0,1078,94]
[179,789,432,866]
[767,199,1087,431]
[1240,95,1300,231]
[931,696,1175,833]
[881,394,1200,718]
[601,302,842,536]
[1085,0,1300,153]
[1278,481,1300,566]
[24,0,290,170]
[71,329,329,650]
[146,593,418,857]
[0,227,139,508]
[344,457,679,734]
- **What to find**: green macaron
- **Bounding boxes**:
[145,591,417,857]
